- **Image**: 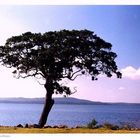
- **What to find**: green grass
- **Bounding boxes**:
[0,127,140,133]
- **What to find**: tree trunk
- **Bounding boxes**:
[38,96,54,128]
[38,80,54,128]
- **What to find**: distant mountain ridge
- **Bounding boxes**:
[0,97,139,105]
[0,97,108,105]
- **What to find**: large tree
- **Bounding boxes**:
[0,30,121,128]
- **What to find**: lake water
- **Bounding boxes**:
[0,103,140,128]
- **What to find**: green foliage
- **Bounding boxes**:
[0,29,122,96]
[87,119,98,129]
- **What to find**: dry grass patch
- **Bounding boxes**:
[0,127,140,133]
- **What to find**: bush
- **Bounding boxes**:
[87,119,98,129]
[103,122,119,130]
[119,122,135,130]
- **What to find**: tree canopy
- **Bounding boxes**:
[0,29,121,96]
[0,29,122,127]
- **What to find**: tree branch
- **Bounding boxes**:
[71,86,77,94]
[62,69,82,80]
[70,73,83,81]
[19,71,44,79]
[70,69,81,78]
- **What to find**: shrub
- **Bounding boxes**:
[87,119,98,129]
[103,122,119,130]
[119,122,135,130]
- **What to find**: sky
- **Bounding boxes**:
[0,5,140,103]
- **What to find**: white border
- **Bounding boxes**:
[0,1,139,140]
[0,0,140,5]
[0,134,139,140]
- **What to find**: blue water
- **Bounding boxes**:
[0,103,140,128]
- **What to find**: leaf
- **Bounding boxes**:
[12,70,17,74]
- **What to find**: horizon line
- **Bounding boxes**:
[0,96,140,104]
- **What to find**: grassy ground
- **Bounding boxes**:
[0,127,140,133]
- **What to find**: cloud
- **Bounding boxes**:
[121,66,140,80]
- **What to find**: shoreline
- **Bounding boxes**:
[0,125,140,133]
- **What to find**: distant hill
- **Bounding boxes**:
[0,97,108,105]
[54,97,108,105]
[0,97,139,105]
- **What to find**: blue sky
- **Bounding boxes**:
[0,5,140,103]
